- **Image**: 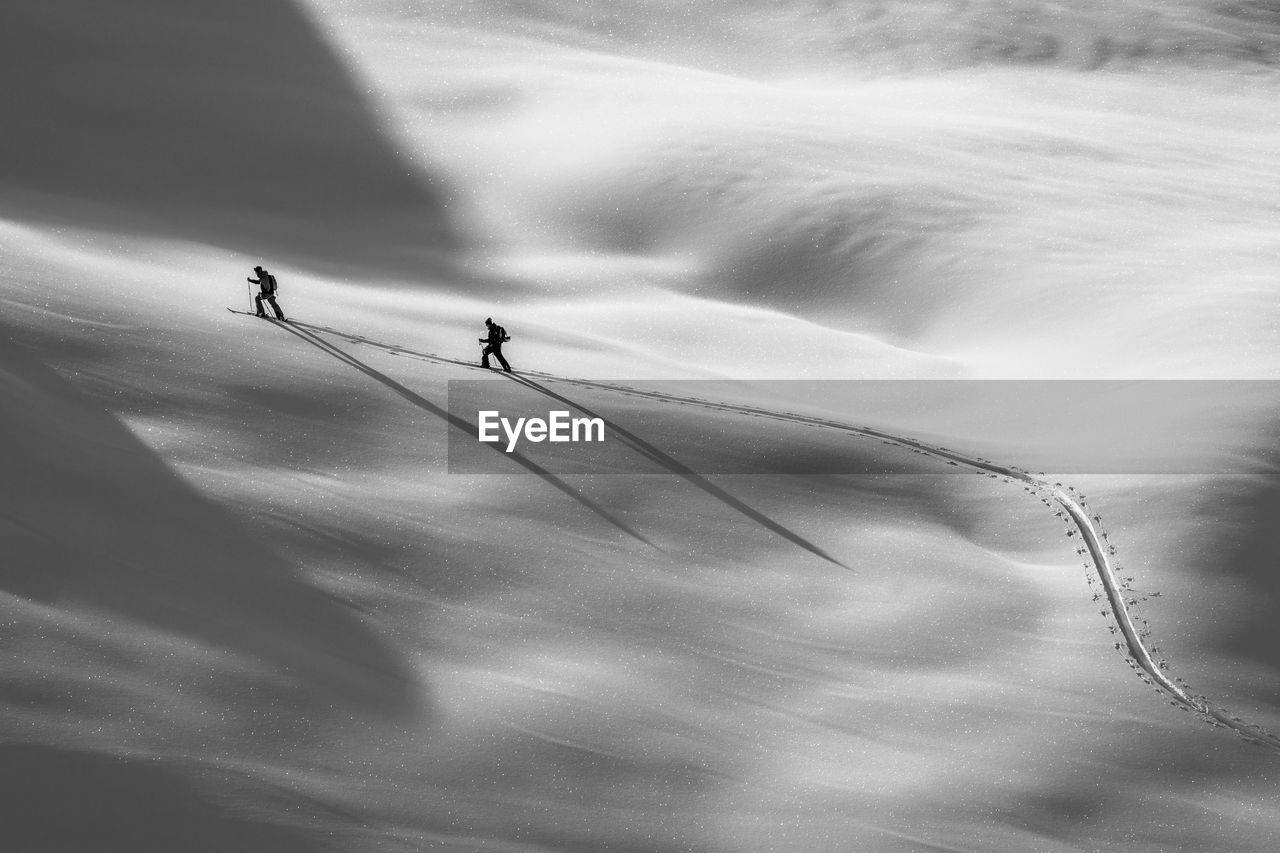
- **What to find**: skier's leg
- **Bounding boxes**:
[495,345,511,372]
[481,344,492,368]
[268,296,285,320]
[254,294,266,316]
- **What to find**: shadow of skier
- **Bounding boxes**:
[274,322,656,549]
[503,373,848,570]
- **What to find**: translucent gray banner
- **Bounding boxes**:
[447,379,1280,475]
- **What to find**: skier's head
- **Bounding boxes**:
[485,317,493,326]
[254,265,264,273]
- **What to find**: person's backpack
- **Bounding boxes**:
[264,273,278,295]
[496,325,510,342]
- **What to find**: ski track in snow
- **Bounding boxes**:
[245,314,1280,754]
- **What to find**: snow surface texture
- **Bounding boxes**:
[4,1,1280,852]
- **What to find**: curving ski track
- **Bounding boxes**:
[264,317,1280,753]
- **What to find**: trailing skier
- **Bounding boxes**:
[479,317,512,372]
[249,265,286,321]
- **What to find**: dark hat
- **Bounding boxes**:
[254,265,264,272]
[485,317,493,324]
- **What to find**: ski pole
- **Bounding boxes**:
[248,281,254,312]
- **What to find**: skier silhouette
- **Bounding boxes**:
[248,265,285,320]
[479,317,511,372]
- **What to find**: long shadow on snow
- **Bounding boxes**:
[286,319,844,565]
[273,322,655,548]
[504,373,847,569]
[0,336,418,719]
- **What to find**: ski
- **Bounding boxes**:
[228,308,286,322]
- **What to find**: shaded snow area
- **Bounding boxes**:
[4,2,1280,851]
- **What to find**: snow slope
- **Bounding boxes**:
[4,1,1280,851]
[4,219,1280,852]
